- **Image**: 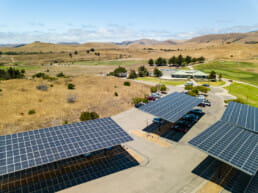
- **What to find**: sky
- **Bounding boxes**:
[0,0,258,44]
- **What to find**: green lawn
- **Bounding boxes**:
[135,77,186,86]
[74,60,146,66]
[225,83,258,107]
[194,61,258,86]
[197,81,225,87]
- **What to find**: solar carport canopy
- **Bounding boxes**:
[138,92,202,123]
[189,102,258,176]
[0,117,133,176]
[221,101,258,133]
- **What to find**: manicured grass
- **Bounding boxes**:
[74,60,146,66]
[194,61,258,86]
[225,83,258,107]
[197,81,225,87]
[135,77,186,86]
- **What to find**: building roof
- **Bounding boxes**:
[138,92,202,123]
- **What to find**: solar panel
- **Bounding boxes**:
[221,102,258,133]
[138,92,202,123]
[189,120,258,176]
[0,117,133,176]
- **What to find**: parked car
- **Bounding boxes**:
[190,109,203,115]
[183,114,199,122]
[146,96,156,101]
[175,120,192,128]
[202,84,210,87]
[153,118,166,125]
[198,102,206,107]
[134,102,144,108]
[173,126,188,133]
[185,82,193,86]
[197,95,206,101]
[203,100,211,106]
[150,92,162,99]
[161,91,167,94]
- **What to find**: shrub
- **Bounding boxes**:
[80,111,99,121]
[36,84,48,91]
[66,93,77,103]
[185,85,193,90]
[208,71,216,80]
[0,67,25,80]
[153,68,162,77]
[32,72,57,80]
[187,90,197,97]
[132,97,149,104]
[50,84,53,87]
[150,86,158,93]
[195,86,210,93]
[0,89,2,92]
[114,92,118,96]
[225,98,245,104]
[56,72,65,77]
[67,83,75,89]
[148,59,154,66]
[63,120,68,125]
[90,48,95,52]
[160,85,167,91]
[28,109,36,115]
[128,70,137,79]
[138,66,149,77]
[192,87,199,95]
[124,81,131,86]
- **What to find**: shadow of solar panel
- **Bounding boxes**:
[0,146,139,193]
[0,117,133,176]
[138,92,202,123]
[189,120,258,176]
[221,102,258,133]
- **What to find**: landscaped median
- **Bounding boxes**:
[225,83,258,107]
[196,81,225,87]
[135,77,186,86]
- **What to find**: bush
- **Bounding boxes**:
[138,65,149,77]
[0,89,2,92]
[124,81,131,86]
[185,85,193,90]
[110,66,127,77]
[150,86,158,93]
[225,98,245,104]
[50,84,54,87]
[114,92,118,96]
[32,72,57,80]
[66,93,77,103]
[208,71,216,80]
[128,70,137,79]
[195,86,210,93]
[187,90,197,97]
[36,84,48,91]
[132,97,149,104]
[148,59,154,66]
[63,120,68,125]
[56,72,65,77]
[80,111,99,121]
[67,83,75,89]
[0,67,25,80]
[160,84,167,91]
[28,109,36,115]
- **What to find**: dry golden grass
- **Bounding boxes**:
[0,76,150,135]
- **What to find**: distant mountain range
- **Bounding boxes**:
[0,31,257,47]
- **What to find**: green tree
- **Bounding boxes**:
[185,56,192,64]
[208,71,216,80]
[176,54,184,66]
[74,50,78,55]
[168,56,176,65]
[155,57,166,66]
[138,66,149,77]
[150,86,158,93]
[148,59,154,66]
[185,85,193,90]
[191,57,197,63]
[128,70,137,79]
[197,56,205,63]
[80,112,99,121]
[160,85,167,91]
[67,83,75,89]
[153,67,162,77]
[113,66,127,77]
[219,73,222,81]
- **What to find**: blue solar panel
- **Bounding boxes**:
[0,117,133,176]
[189,120,258,176]
[138,92,202,123]
[221,102,258,133]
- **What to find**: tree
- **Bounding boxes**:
[113,66,127,77]
[185,85,193,90]
[176,54,184,66]
[191,57,197,63]
[219,73,222,81]
[197,56,205,63]
[86,50,90,54]
[74,51,78,55]
[148,59,154,66]
[168,56,176,65]
[150,86,157,93]
[185,56,192,64]
[69,53,72,58]
[160,85,167,91]
[0,51,2,55]
[138,65,149,77]
[128,70,137,79]
[208,71,216,80]
[90,48,95,52]
[155,57,166,66]
[153,67,162,77]
[67,83,75,89]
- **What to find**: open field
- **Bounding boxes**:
[0,76,150,135]
[194,61,258,86]
[196,80,225,87]
[225,83,258,107]
[74,60,146,66]
[135,77,186,86]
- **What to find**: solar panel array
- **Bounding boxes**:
[138,92,202,123]
[221,101,258,133]
[189,120,258,176]
[0,117,133,176]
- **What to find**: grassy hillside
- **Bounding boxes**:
[225,83,258,107]
[194,61,258,86]
[74,60,146,66]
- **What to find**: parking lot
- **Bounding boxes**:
[60,86,234,193]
